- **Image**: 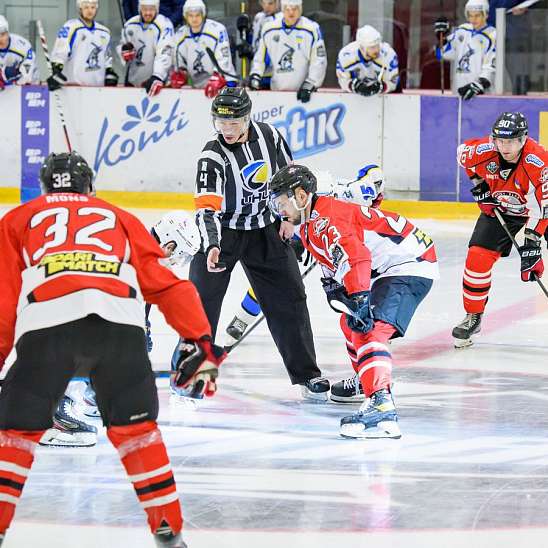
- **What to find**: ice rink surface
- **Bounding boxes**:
[1,206,548,548]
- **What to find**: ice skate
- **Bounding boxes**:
[340,388,401,439]
[40,395,98,447]
[452,312,482,348]
[224,309,257,349]
[300,376,330,401]
[154,521,188,547]
[82,383,101,418]
[330,373,365,403]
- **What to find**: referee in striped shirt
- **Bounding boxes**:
[190,86,329,400]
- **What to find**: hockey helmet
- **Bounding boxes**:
[269,164,317,196]
[40,151,95,195]
[491,112,528,140]
[465,0,489,17]
[139,0,160,9]
[0,15,9,34]
[281,0,302,7]
[152,211,201,266]
[211,87,252,119]
[76,0,98,9]
[183,0,206,16]
[356,25,382,49]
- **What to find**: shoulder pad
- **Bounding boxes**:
[126,15,141,25]
[156,14,174,30]
[95,22,110,33]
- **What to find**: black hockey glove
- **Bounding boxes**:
[321,277,349,314]
[47,63,67,92]
[104,67,119,87]
[519,229,544,282]
[434,16,450,41]
[352,78,383,97]
[470,179,498,217]
[236,42,254,59]
[248,73,262,90]
[297,81,315,103]
[458,78,490,100]
[173,337,226,398]
[345,291,374,334]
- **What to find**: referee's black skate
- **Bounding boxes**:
[330,373,365,403]
[300,376,330,401]
[452,312,483,348]
[154,521,188,547]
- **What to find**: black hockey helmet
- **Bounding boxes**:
[39,151,94,195]
[491,112,528,140]
[269,164,318,197]
[211,86,252,119]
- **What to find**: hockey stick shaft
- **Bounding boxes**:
[36,20,72,152]
[205,46,242,82]
[493,208,548,298]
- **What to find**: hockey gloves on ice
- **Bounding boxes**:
[47,63,67,92]
[352,78,383,97]
[434,16,450,42]
[104,67,119,87]
[170,69,188,88]
[297,81,315,103]
[145,75,164,97]
[248,73,262,90]
[173,337,226,398]
[519,230,544,282]
[121,42,136,63]
[205,72,227,98]
[470,180,498,217]
[458,78,490,101]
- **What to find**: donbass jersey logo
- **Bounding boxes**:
[241,160,269,192]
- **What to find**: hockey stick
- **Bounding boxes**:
[36,20,72,152]
[205,46,243,83]
[493,208,548,298]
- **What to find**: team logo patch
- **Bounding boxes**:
[310,210,319,220]
[313,217,329,236]
[493,190,526,215]
[541,167,548,184]
[241,160,269,192]
[525,154,544,167]
[486,161,498,174]
[499,168,512,181]
[476,143,494,154]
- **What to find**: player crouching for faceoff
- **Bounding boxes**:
[268,165,439,439]
[0,151,225,547]
[452,112,548,347]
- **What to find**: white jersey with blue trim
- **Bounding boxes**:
[51,19,112,86]
[173,18,236,88]
[251,11,281,51]
[437,23,496,93]
[336,40,399,93]
[0,33,39,85]
[251,15,327,90]
[118,14,174,86]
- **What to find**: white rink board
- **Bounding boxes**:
[1,87,420,193]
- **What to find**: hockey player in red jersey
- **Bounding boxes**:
[0,152,225,547]
[452,112,548,347]
[268,165,438,439]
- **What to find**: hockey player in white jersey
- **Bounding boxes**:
[249,0,327,102]
[252,0,280,51]
[48,0,118,90]
[224,164,386,349]
[336,25,399,96]
[118,0,174,96]
[171,0,237,97]
[434,0,496,100]
[0,15,40,88]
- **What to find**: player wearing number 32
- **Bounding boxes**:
[268,165,439,439]
[0,151,224,547]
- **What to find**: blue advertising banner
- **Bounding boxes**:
[20,86,49,203]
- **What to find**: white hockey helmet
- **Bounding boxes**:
[281,0,302,8]
[333,164,385,207]
[0,15,8,34]
[183,0,207,16]
[152,211,201,266]
[465,0,489,17]
[139,0,160,10]
[356,25,382,49]
[76,0,98,9]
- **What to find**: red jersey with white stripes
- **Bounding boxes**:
[0,193,211,366]
[299,195,439,295]
[457,136,548,234]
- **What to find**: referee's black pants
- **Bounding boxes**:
[189,223,321,384]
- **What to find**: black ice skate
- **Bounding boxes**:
[40,395,97,447]
[154,521,188,547]
[340,388,401,439]
[330,373,365,403]
[452,312,483,348]
[300,376,330,401]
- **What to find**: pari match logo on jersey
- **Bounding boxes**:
[241,160,270,204]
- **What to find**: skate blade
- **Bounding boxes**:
[453,337,474,349]
[39,429,97,447]
[330,394,366,404]
[169,394,200,410]
[340,420,402,439]
[300,387,329,402]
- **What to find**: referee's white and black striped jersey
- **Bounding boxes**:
[194,121,292,249]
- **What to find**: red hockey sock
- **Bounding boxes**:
[107,421,182,535]
[339,315,359,373]
[0,430,44,533]
[462,246,501,313]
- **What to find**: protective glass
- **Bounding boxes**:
[212,114,249,139]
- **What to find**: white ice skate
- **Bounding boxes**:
[82,383,101,418]
[452,312,483,348]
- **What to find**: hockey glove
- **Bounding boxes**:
[321,277,350,314]
[121,42,136,63]
[434,16,450,41]
[104,67,119,87]
[519,229,544,282]
[144,75,164,97]
[458,78,490,101]
[297,81,315,103]
[470,180,498,217]
[0,65,21,88]
[204,72,227,98]
[145,319,153,353]
[236,42,254,59]
[170,68,188,88]
[345,291,375,334]
[47,63,67,92]
[352,78,383,97]
[173,337,226,398]
[248,73,262,90]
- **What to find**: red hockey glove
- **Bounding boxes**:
[519,230,544,282]
[204,72,227,98]
[121,42,136,63]
[470,180,498,217]
[170,68,188,89]
[145,75,164,97]
[173,337,226,398]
